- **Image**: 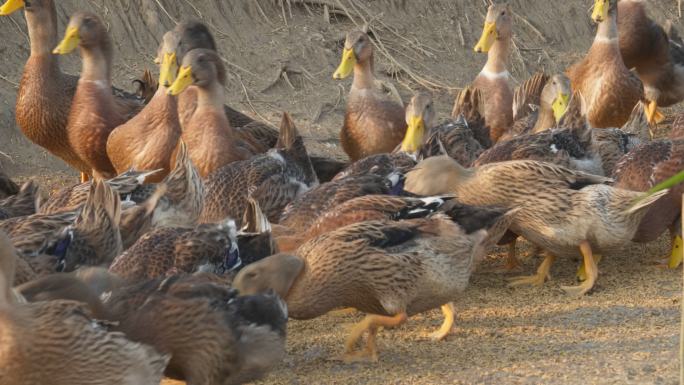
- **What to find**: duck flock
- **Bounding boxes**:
[1,0,684,383]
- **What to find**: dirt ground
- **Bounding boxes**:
[1,0,684,384]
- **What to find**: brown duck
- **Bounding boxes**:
[618,0,684,119]
[53,12,143,179]
[0,230,169,385]
[566,0,654,128]
[234,207,514,362]
[472,3,514,142]
[168,49,263,177]
[106,30,182,182]
[333,31,406,161]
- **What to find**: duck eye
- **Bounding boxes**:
[501,11,505,16]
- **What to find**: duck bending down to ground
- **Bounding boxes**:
[234,205,515,362]
[405,156,668,296]
[0,231,169,385]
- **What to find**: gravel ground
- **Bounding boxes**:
[160,237,681,385]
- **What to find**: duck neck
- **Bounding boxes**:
[482,36,510,75]
[594,12,619,46]
[196,82,226,111]
[25,6,59,58]
[80,42,113,85]
[352,54,375,90]
[533,104,557,132]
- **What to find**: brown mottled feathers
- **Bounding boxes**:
[0,168,19,199]
[200,113,317,225]
[614,138,684,243]
[0,231,169,385]
[279,174,393,230]
[109,221,236,282]
[0,180,41,220]
[451,86,491,148]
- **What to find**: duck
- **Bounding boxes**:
[160,21,280,151]
[101,274,287,384]
[168,48,264,177]
[108,218,239,282]
[278,173,400,232]
[1,210,78,260]
[105,29,183,182]
[505,73,572,139]
[450,86,491,148]
[0,230,169,385]
[618,0,684,116]
[119,183,167,250]
[613,124,684,268]
[0,167,19,199]
[234,206,515,362]
[275,194,452,253]
[43,180,122,273]
[0,180,41,220]
[473,94,644,176]
[566,0,654,128]
[52,12,143,180]
[333,30,406,161]
[405,156,668,296]
[472,3,514,142]
[40,169,159,214]
[407,92,484,166]
[200,113,317,224]
[144,141,205,229]
[0,0,148,181]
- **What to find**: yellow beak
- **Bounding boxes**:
[333,48,356,80]
[53,26,80,55]
[591,0,609,23]
[474,22,497,53]
[158,52,178,88]
[168,65,193,96]
[552,92,570,122]
[401,115,425,153]
[0,0,24,15]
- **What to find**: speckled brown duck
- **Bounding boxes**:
[126,141,205,230]
[333,30,406,161]
[43,180,123,273]
[278,173,399,231]
[40,169,159,215]
[100,274,287,384]
[234,207,515,362]
[106,30,183,182]
[407,92,484,166]
[168,48,263,177]
[0,230,169,385]
[119,183,167,250]
[567,0,654,128]
[472,3,514,142]
[0,168,19,199]
[52,12,144,179]
[108,219,239,282]
[0,180,41,220]
[406,156,668,296]
[618,0,684,120]
[473,93,644,177]
[0,210,78,259]
[200,113,317,225]
[613,119,684,268]
[275,195,452,253]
